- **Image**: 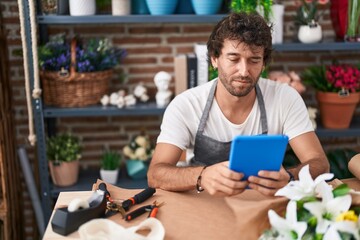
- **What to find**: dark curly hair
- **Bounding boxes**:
[207,12,273,67]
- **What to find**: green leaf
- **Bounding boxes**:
[332,183,350,197]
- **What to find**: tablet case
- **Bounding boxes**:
[229,135,289,180]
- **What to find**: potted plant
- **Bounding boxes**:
[46,133,81,187]
[229,0,273,22]
[38,33,126,107]
[302,63,360,129]
[122,133,154,179]
[294,0,329,43]
[100,150,122,184]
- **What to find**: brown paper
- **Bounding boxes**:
[93,180,290,240]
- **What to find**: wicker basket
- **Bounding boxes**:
[40,38,113,107]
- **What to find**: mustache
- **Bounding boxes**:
[231,76,252,82]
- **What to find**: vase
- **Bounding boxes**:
[270,4,284,44]
[298,23,322,44]
[316,91,360,129]
[131,0,149,14]
[69,0,96,16]
[100,169,119,184]
[345,0,360,42]
[176,0,194,14]
[145,0,178,15]
[48,160,79,187]
[112,0,131,15]
[330,0,348,41]
[126,159,148,179]
[191,0,223,15]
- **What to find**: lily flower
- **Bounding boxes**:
[268,200,307,240]
[303,181,352,233]
[275,165,334,200]
[323,221,359,240]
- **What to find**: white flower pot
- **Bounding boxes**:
[270,4,284,44]
[100,169,119,184]
[298,24,322,44]
[112,0,131,15]
[69,0,96,16]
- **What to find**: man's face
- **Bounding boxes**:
[211,39,265,97]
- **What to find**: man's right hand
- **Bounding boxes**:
[201,161,248,196]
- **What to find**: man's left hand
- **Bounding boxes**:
[247,167,290,196]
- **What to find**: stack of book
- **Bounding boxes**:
[174,43,209,95]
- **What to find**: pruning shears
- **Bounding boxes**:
[124,201,165,221]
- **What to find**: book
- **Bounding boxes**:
[194,43,208,86]
[186,53,197,89]
[174,54,187,95]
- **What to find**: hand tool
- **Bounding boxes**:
[121,187,156,211]
[124,201,165,221]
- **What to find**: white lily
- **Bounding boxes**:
[268,200,307,240]
[303,181,352,234]
[275,165,334,200]
[323,221,359,240]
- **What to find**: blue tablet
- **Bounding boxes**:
[229,135,289,180]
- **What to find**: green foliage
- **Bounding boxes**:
[301,65,330,92]
[101,150,122,170]
[208,65,218,80]
[327,148,357,180]
[46,133,81,164]
[229,0,273,22]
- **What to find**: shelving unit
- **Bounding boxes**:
[22,3,360,224]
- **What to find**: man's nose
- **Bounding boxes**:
[236,60,250,77]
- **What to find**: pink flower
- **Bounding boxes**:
[326,64,360,93]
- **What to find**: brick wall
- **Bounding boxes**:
[2,0,360,238]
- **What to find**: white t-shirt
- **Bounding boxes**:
[157,78,313,157]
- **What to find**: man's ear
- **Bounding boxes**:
[211,57,217,69]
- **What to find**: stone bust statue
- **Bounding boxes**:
[154,71,172,107]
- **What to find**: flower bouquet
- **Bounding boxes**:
[259,165,360,240]
[38,34,126,107]
[122,134,154,179]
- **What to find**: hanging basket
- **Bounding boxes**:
[40,38,112,107]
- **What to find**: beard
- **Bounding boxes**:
[218,72,261,97]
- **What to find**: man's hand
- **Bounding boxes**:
[247,167,290,196]
[201,161,248,196]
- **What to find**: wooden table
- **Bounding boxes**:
[43,179,360,240]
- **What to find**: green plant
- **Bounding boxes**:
[346,0,360,40]
[230,0,273,22]
[101,150,122,170]
[294,0,329,26]
[301,63,360,93]
[46,133,81,165]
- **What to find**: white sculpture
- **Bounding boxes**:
[154,71,172,107]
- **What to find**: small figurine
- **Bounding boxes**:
[154,71,172,107]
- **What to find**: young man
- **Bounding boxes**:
[147,12,329,196]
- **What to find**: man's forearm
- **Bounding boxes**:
[147,163,204,192]
[287,157,330,180]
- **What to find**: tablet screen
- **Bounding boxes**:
[228,135,289,180]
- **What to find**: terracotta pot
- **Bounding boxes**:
[316,91,360,129]
[48,160,79,187]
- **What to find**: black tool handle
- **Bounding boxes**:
[134,187,156,204]
[122,187,156,211]
[124,205,150,221]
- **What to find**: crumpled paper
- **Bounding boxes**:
[79,217,165,240]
